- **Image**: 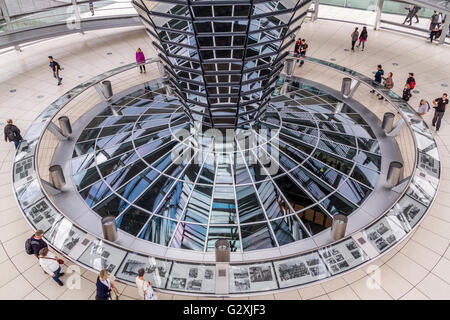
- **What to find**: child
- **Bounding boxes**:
[402,84,412,102]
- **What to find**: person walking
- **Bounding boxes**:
[48,56,62,86]
[356,27,368,50]
[4,119,22,149]
[136,48,146,73]
[351,27,359,51]
[89,0,95,16]
[406,73,416,96]
[299,39,308,66]
[28,229,48,258]
[417,99,430,117]
[96,269,114,300]
[403,5,416,25]
[412,6,420,24]
[135,268,158,300]
[432,93,448,132]
[430,11,439,30]
[39,247,64,286]
[378,72,394,100]
[370,65,384,94]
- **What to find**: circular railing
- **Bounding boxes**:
[12,56,440,297]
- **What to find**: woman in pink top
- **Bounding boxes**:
[136,48,146,73]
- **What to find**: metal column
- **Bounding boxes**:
[374,0,384,30]
[58,116,72,137]
[312,0,319,22]
[101,216,118,242]
[49,165,66,190]
[215,240,230,295]
[102,80,113,100]
[382,112,395,133]
[331,214,348,241]
[386,161,403,188]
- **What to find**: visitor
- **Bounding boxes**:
[135,268,158,300]
[378,72,394,100]
[412,6,420,24]
[39,247,64,286]
[3,119,22,149]
[402,84,412,102]
[48,56,62,86]
[96,269,114,300]
[136,48,146,73]
[356,27,368,51]
[430,23,442,43]
[432,93,448,132]
[294,38,301,55]
[430,11,439,30]
[417,99,430,117]
[351,27,359,51]
[89,1,95,16]
[437,12,443,24]
[370,65,384,94]
[403,5,419,25]
[406,73,416,96]
[299,39,308,66]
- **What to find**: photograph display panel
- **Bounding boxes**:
[405,172,437,207]
[13,156,35,181]
[387,194,428,231]
[46,218,87,254]
[363,216,406,253]
[15,178,44,209]
[167,262,216,293]
[78,240,127,275]
[273,251,329,288]
[23,197,63,233]
[115,253,172,289]
[229,262,278,293]
[319,238,369,275]
[417,151,440,178]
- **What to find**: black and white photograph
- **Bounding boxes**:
[249,266,273,283]
[189,268,198,279]
[234,279,251,291]
[170,277,187,290]
[187,279,202,291]
[375,237,388,251]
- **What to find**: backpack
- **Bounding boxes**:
[409,81,416,89]
[25,235,35,255]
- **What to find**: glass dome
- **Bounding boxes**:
[71,79,382,252]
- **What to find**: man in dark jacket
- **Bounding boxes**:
[432,93,448,132]
[48,56,62,86]
[31,229,48,258]
[4,119,22,149]
[370,65,384,94]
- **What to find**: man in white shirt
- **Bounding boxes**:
[135,268,157,300]
[39,247,64,286]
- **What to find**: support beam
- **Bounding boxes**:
[374,0,384,30]
[386,118,405,137]
[47,122,66,140]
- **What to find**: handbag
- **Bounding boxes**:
[110,287,119,300]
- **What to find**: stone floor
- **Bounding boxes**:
[0,15,449,300]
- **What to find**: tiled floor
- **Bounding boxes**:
[0,16,449,300]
